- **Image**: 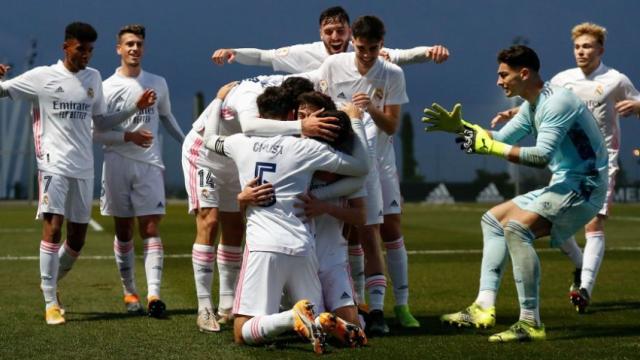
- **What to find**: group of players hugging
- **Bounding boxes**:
[2,4,638,352]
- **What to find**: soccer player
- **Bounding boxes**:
[0,22,155,325]
[294,92,367,337]
[211,6,449,72]
[301,15,413,335]
[204,86,370,353]
[491,23,640,313]
[93,24,185,318]
[424,45,608,342]
[181,76,339,332]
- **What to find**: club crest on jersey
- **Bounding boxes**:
[595,84,604,95]
[373,88,384,101]
[87,87,94,98]
[276,47,289,57]
[319,80,328,93]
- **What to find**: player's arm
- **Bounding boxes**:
[237,177,275,213]
[614,74,640,117]
[0,64,11,97]
[325,109,371,177]
[93,89,157,130]
[453,104,563,168]
[239,107,340,141]
[353,91,402,135]
[93,129,153,148]
[211,48,276,67]
[158,79,186,143]
[490,106,520,128]
[382,45,450,65]
[295,194,366,226]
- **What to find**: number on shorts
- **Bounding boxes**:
[254,162,277,207]
[197,169,215,189]
[43,175,52,193]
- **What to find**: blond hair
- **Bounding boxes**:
[571,22,607,46]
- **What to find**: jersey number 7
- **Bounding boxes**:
[254,162,276,207]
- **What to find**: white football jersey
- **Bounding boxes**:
[102,69,174,168]
[191,74,285,136]
[2,60,106,179]
[551,63,640,151]
[312,52,408,158]
[271,41,352,73]
[219,134,351,256]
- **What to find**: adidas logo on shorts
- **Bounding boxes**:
[341,292,351,300]
[157,201,164,208]
[390,200,399,208]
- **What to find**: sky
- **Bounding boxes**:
[3,0,640,190]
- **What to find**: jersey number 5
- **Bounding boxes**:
[254,162,276,207]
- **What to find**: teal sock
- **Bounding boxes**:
[504,220,540,325]
[478,212,509,295]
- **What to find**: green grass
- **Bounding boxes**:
[1,202,639,359]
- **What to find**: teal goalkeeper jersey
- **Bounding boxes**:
[492,83,608,196]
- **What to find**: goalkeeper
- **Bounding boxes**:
[422,45,608,342]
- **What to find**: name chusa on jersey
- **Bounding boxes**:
[253,141,284,155]
[52,100,91,120]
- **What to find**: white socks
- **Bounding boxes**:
[241,312,293,345]
[192,243,216,311]
[143,237,164,299]
[40,241,60,309]
[581,231,605,296]
[365,274,387,311]
[113,237,137,295]
[475,289,497,309]
[384,237,409,306]
[217,244,242,312]
[57,240,79,281]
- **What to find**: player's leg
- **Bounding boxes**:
[37,171,69,324]
[559,235,584,291]
[138,214,166,317]
[57,176,92,282]
[346,226,365,305]
[360,223,389,336]
[41,213,65,325]
[182,136,220,330]
[217,210,244,322]
[100,154,142,312]
[441,200,516,328]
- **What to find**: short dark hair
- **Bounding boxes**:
[280,77,314,109]
[351,16,385,42]
[118,24,145,41]
[257,87,291,120]
[297,91,336,112]
[65,22,98,42]
[497,45,540,72]
[312,110,354,154]
[319,6,350,26]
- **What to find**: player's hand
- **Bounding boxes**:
[237,177,275,207]
[490,107,519,128]
[301,108,340,141]
[455,123,508,157]
[378,49,391,62]
[136,89,156,110]
[352,92,371,111]
[124,129,154,148]
[422,103,466,133]
[615,100,640,117]
[216,81,238,100]
[211,48,236,65]
[341,102,363,119]
[427,45,450,64]
[294,193,328,221]
[0,64,10,78]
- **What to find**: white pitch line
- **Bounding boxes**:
[2,246,639,261]
[89,218,104,232]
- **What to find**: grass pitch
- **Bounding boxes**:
[1,202,639,359]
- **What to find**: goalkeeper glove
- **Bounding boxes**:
[455,123,512,157]
[422,103,470,134]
